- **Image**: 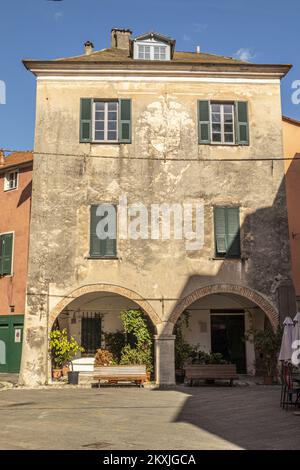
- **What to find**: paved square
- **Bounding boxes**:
[0,385,299,450]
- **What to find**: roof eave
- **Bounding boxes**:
[282,115,300,126]
[0,160,33,173]
[23,59,292,78]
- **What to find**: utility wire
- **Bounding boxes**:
[25,291,262,306]
[2,148,300,163]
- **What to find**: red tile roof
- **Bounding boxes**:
[0,151,33,171]
[53,47,248,64]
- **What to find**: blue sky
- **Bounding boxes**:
[1,0,300,150]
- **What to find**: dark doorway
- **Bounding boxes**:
[210,313,246,373]
[81,314,102,355]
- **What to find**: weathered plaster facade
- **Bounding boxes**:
[20,30,293,386]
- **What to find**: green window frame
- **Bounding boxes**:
[198,100,249,146]
[90,205,117,258]
[214,207,241,258]
[0,233,13,276]
[80,98,132,144]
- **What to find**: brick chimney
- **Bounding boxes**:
[110,28,132,51]
[0,150,5,167]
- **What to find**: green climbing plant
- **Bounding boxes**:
[119,309,153,373]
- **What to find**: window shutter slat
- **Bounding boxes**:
[1,234,13,275]
[214,207,227,255]
[227,207,241,257]
[235,101,249,145]
[198,100,211,144]
[119,99,132,143]
[80,98,92,142]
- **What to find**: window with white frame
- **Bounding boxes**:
[93,101,118,142]
[210,103,235,144]
[138,45,151,60]
[136,44,168,61]
[4,170,19,191]
[154,46,167,60]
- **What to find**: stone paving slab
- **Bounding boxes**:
[0,385,299,450]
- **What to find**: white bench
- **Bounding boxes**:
[93,365,147,387]
[71,357,95,373]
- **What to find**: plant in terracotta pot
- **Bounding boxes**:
[49,329,84,380]
[245,325,282,385]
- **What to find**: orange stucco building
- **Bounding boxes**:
[283,116,300,304]
[0,151,33,372]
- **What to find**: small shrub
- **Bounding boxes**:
[104,331,126,362]
[94,348,115,367]
[49,329,84,368]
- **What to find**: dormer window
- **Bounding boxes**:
[133,32,175,61]
[137,44,167,61]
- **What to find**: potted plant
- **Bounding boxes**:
[49,329,84,382]
[245,326,282,385]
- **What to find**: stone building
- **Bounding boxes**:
[0,151,33,373]
[20,28,294,386]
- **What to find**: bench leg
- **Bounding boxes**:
[98,380,101,389]
[230,379,233,387]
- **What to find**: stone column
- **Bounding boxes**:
[19,293,49,387]
[154,322,176,386]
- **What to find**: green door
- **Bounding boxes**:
[211,314,246,374]
[0,322,9,372]
[0,316,24,373]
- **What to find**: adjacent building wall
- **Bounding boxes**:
[0,165,32,316]
[283,117,300,301]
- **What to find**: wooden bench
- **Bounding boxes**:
[93,365,147,387]
[184,364,238,386]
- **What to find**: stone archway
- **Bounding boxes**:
[170,283,279,330]
[48,283,163,384]
[49,283,162,329]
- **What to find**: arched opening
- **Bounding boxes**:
[49,284,160,381]
[171,284,279,380]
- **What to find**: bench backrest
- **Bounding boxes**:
[94,365,147,377]
[185,364,237,378]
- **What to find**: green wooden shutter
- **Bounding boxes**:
[119,99,132,143]
[0,234,13,275]
[214,208,227,256]
[90,206,102,257]
[80,98,92,142]
[90,205,117,257]
[198,100,211,144]
[235,101,249,145]
[226,207,241,257]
